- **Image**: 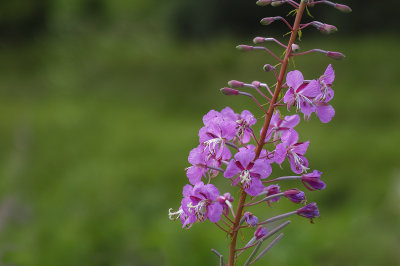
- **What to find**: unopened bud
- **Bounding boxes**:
[291,44,300,52]
[260,17,276,26]
[236,45,254,51]
[334,4,352,13]
[228,80,244,88]
[256,0,272,6]
[253,37,265,44]
[263,64,276,72]
[312,21,337,34]
[327,51,345,60]
[220,87,239,95]
[252,81,261,87]
[271,1,283,7]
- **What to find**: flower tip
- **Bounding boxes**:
[256,0,272,6]
[320,24,338,34]
[334,4,352,13]
[327,51,345,60]
[228,80,244,88]
[263,64,275,72]
[253,37,265,44]
[220,87,239,95]
[236,45,254,51]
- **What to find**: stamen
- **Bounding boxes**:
[169,208,184,221]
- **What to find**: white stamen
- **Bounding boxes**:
[168,208,184,221]
[203,137,223,155]
[289,150,309,173]
[187,200,209,221]
[240,170,252,188]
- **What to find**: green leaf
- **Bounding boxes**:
[287,9,297,17]
[306,6,314,18]
[298,29,302,40]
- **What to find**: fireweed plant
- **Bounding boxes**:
[169,0,351,265]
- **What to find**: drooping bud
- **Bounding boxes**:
[260,17,276,26]
[263,64,276,72]
[228,80,244,88]
[284,189,306,204]
[296,202,320,220]
[253,37,265,44]
[291,44,300,52]
[256,0,273,6]
[334,3,352,13]
[301,170,326,191]
[220,87,239,95]
[327,51,345,60]
[244,212,259,227]
[254,226,268,239]
[236,45,254,51]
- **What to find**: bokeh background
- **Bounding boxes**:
[0,0,399,265]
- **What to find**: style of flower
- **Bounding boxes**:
[301,170,326,191]
[283,70,320,119]
[217,193,234,216]
[265,111,300,142]
[224,146,272,196]
[274,129,309,174]
[180,182,223,228]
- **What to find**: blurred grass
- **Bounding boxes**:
[0,31,399,265]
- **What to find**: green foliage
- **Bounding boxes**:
[0,29,399,265]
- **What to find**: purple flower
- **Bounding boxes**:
[244,212,258,227]
[314,102,335,123]
[224,146,272,196]
[316,64,335,102]
[236,110,257,144]
[199,109,238,157]
[274,129,309,174]
[284,189,306,204]
[296,202,320,220]
[180,182,223,227]
[254,226,267,240]
[186,145,231,185]
[265,111,300,142]
[302,170,326,191]
[217,193,234,216]
[263,184,281,206]
[283,70,320,118]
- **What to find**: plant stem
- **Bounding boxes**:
[227,2,307,265]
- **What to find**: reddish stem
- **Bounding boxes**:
[227,2,307,265]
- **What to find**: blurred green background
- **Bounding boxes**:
[0,0,399,265]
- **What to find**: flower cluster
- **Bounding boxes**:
[169,0,350,265]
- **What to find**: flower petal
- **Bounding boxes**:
[224,159,241,178]
[286,70,304,90]
[316,104,335,123]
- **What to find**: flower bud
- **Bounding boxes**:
[256,0,272,6]
[260,17,276,26]
[301,170,326,191]
[236,45,254,51]
[252,81,261,87]
[311,21,337,35]
[220,87,239,95]
[334,4,352,13]
[244,212,258,227]
[291,44,300,52]
[263,64,276,72]
[327,51,345,60]
[271,1,283,7]
[296,202,320,219]
[228,80,244,88]
[284,189,306,204]
[254,226,267,239]
[253,37,265,44]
